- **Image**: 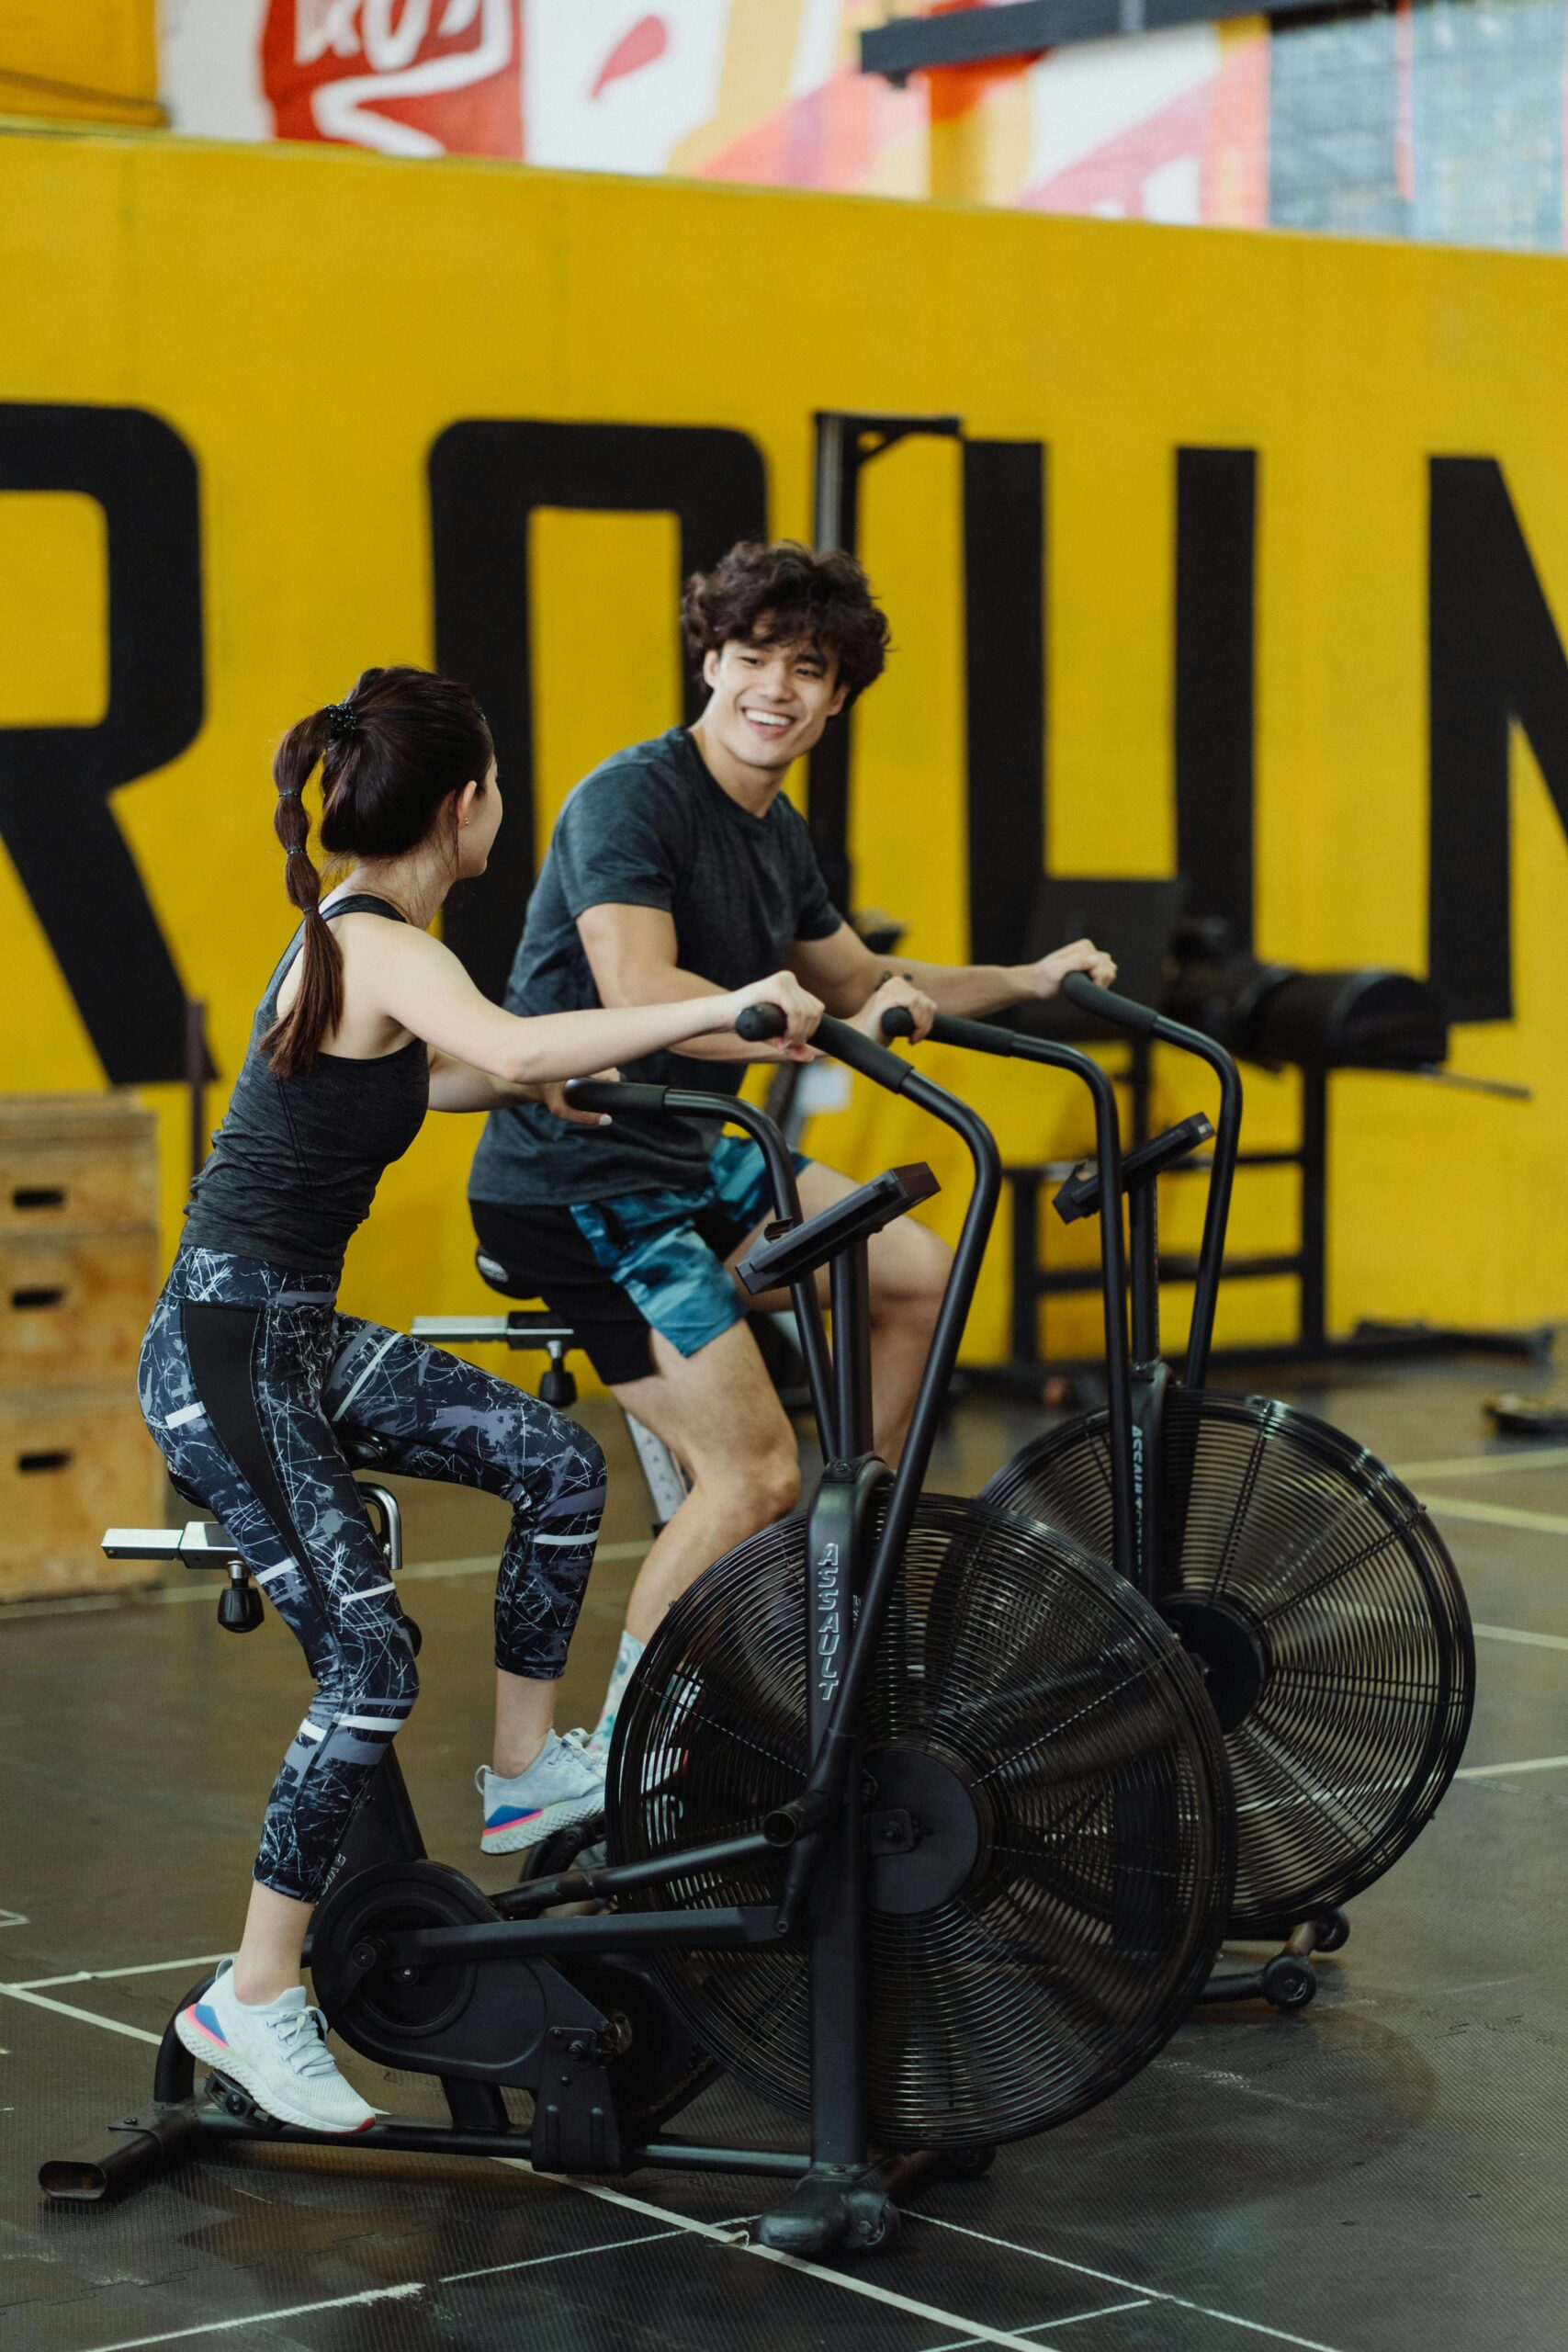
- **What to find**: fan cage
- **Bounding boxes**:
[606,1493,1234,2150]
[982,1391,1474,1934]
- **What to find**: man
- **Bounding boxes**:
[468,539,1114,1747]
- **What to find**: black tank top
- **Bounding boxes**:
[181,894,430,1273]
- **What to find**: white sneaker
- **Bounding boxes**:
[477,1728,607,1857]
[175,1961,375,2134]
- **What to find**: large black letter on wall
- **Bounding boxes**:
[429,422,767,998]
[964,439,1046,967]
[964,440,1255,968]
[1428,456,1568,1023]
[0,403,203,1082]
[1175,447,1257,950]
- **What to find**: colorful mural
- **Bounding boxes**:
[167,2,1264,223]
[156,0,1568,247]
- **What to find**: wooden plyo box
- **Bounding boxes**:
[0,1094,164,1601]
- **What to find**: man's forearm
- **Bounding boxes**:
[892,959,1034,1019]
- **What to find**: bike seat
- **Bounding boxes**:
[342,1429,397,1470]
[737,1163,940,1294]
[166,1466,209,1512]
[469,1255,581,1349]
[476,1248,526,1295]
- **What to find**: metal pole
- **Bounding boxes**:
[184,998,209,1185]
[1298,1063,1329,1351]
[829,1239,874,1461]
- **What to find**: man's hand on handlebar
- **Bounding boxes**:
[722,970,824,1062]
[1024,938,1118,1001]
[852,972,936,1047]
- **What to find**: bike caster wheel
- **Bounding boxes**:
[941,2143,997,2183]
[850,2200,899,2254]
[1262,1953,1316,2009]
[1314,1907,1350,1955]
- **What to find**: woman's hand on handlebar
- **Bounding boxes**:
[1025,937,1118,1001]
[535,1070,618,1125]
[725,971,824,1062]
[852,972,935,1046]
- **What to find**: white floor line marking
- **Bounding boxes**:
[0,1983,164,2044]
[0,1586,211,1622]
[912,2215,1350,2352]
[915,2301,1152,2351]
[1393,1444,1568,1483]
[439,2222,687,2283]
[1472,1621,1568,1654]
[1455,1752,1568,1781]
[12,1955,225,1990]
[79,2281,424,2351]
[7,1553,658,1617]
[400,1539,649,1583]
[494,2163,1081,2352]
[1426,1495,1568,1536]
[0,1541,651,1624]
[24,1989,1311,2352]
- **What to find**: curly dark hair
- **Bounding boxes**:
[680,540,890,703]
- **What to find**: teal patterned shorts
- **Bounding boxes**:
[570,1135,810,1363]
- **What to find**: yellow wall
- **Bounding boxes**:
[2,124,1565,1376]
[0,2,161,128]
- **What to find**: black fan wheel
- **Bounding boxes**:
[606,1493,1233,2152]
[982,1391,1474,1935]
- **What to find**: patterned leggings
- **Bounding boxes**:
[139,1247,605,1903]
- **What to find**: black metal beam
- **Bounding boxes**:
[861,0,1332,81]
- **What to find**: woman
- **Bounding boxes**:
[140,665,820,2134]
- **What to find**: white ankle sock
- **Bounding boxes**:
[594,1630,646,1743]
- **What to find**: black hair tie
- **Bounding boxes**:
[326,702,362,741]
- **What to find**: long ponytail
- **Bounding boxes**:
[262,709,346,1078]
[261,667,493,1078]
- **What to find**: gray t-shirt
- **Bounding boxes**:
[468,727,841,1206]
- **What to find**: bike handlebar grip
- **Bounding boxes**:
[563,1079,670,1116]
[1061,971,1162,1035]
[882,1005,1023,1059]
[737,1003,788,1042]
[815,1013,914,1093]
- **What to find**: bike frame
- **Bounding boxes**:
[318,1018,1023,2245]
[888,985,1242,1608]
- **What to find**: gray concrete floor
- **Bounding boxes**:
[2,1356,1565,2351]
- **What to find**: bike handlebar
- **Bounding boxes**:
[983,973,1242,1392]
[877,1003,1137,1586]
[812,1013,917,1094]
[1060,971,1163,1036]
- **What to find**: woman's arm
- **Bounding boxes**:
[365,922,821,1083]
[426,1054,616,1125]
[426,1052,528,1113]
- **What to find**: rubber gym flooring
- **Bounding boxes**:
[2,1358,1565,2352]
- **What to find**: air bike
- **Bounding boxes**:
[44,1009,1235,2258]
[885,975,1475,2007]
